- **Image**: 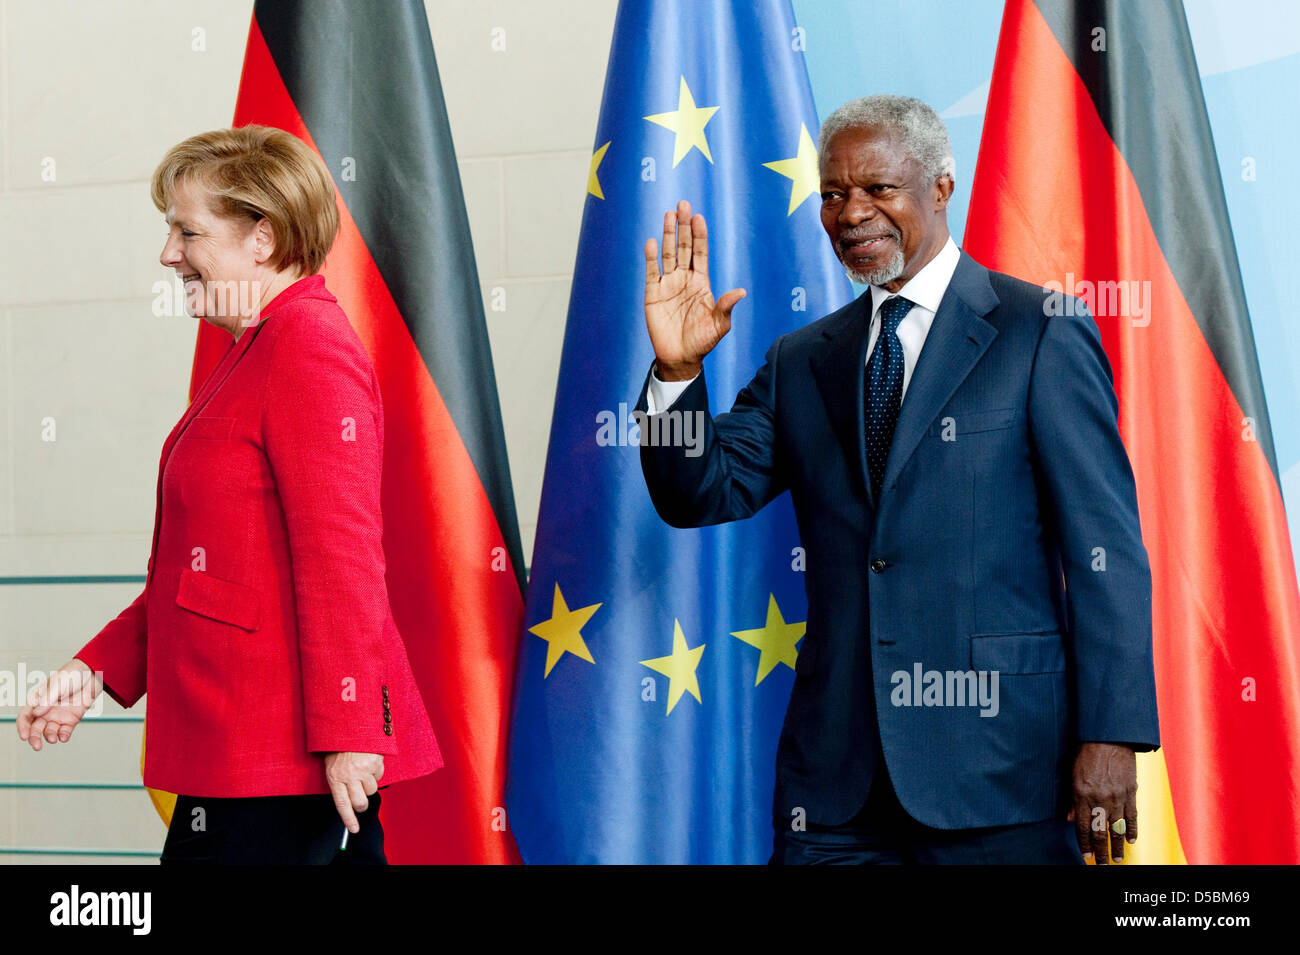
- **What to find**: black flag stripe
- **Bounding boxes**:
[254,0,526,582]
[1033,0,1278,480]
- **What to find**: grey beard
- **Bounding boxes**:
[841,247,905,287]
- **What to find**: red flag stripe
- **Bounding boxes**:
[193,14,525,863]
[965,0,1300,863]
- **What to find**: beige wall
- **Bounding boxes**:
[0,0,617,862]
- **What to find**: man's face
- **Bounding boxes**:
[819,125,950,291]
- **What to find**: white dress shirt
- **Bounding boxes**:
[647,236,962,414]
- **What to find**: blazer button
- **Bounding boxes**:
[870,558,888,574]
[383,724,393,736]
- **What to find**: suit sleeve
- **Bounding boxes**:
[263,315,398,756]
[636,338,788,528]
[74,585,149,707]
[646,367,697,413]
[1027,302,1160,750]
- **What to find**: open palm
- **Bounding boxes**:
[644,200,746,380]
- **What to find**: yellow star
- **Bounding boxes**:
[640,619,706,714]
[762,124,821,216]
[528,584,601,677]
[731,594,805,686]
[587,141,610,199]
[645,77,719,167]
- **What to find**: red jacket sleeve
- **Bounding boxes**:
[262,312,398,755]
[74,586,149,707]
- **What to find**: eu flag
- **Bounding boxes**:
[506,0,851,863]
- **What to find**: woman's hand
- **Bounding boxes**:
[325,751,385,834]
[17,659,100,751]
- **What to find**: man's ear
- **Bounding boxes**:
[933,175,955,210]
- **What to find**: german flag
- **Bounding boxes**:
[964,0,1300,864]
[147,0,526,864]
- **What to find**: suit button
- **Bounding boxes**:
[870,558,888,573]
[383,724,393,736]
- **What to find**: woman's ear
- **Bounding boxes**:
[251,217,277,265]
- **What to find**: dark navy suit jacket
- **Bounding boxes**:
[636,251,1160,829]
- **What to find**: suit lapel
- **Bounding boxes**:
[880,254,1000,496]
[810,294,874,505]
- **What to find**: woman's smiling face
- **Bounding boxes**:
[158,178,264,325]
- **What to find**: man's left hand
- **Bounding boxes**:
[1067,742,1138,864]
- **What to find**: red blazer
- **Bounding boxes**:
[77,275,442,797]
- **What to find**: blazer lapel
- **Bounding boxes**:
[810,293,874,506]
[167,319,271,451]
[173,276,317,433]
[880,253,1000,496]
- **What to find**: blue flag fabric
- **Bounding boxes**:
[506,0,852,864]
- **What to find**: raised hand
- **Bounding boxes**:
[644,199,746,381]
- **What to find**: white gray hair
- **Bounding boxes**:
[818,95,956,184]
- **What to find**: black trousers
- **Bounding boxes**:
[160,790,386,865]
[770,763,1082,865]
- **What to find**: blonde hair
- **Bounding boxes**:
[151,125,340,275]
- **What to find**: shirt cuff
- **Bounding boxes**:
[647,366,698,414]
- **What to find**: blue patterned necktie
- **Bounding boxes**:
[864,294,913,499]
